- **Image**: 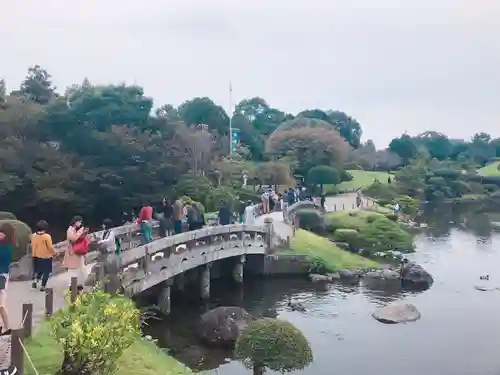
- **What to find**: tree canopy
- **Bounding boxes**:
[0,65,364,230]
[2,64,499,229]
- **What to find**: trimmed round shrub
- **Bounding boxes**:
[0,219,32,262]
[0,211,16,220]
[358,216,414,255]
[295,209,324,232]
[332,228,360,249]
[341,170,353,182]
[235,318,313,373]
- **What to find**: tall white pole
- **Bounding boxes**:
[229,80,233,155]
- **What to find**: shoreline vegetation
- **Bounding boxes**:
[25,322,191,375]
[288,229,380,271]
[288,194,417,271]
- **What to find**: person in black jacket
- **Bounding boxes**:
[218,200,232,225]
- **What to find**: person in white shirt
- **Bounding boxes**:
[98,218,119,254]
[244,201,256,225]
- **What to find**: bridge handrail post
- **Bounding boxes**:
[263,217,274,249]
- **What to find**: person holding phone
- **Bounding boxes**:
[0,223,14,336]
[63,216,89,291]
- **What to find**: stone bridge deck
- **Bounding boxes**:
[116,223,272,295]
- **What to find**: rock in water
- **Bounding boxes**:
[309,273,332,282]
[402,263,434,290]
[199,306,254,347]
[373,302,421,324]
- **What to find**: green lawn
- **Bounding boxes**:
[326,170,392,194]
[478,161,500,176]
[289,229,379,270]
[25,322,191,375]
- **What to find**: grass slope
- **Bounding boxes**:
[289,229,379,270]
[25,322,190,375]
[478,161,500,176]
[327,170,392,193]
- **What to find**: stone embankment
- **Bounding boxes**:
[308,262,434,290]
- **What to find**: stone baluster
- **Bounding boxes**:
[264,217,274,249]
[138,244,150,274]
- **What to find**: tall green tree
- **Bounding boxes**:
[178,97,229,135]
[388,134,418,164]
[18,65,56,104]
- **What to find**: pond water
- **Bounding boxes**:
[143,204,500,375]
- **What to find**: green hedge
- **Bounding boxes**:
[295,209,324,232]
[332,228,360,249]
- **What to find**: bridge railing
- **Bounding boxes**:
[90,222,274,295]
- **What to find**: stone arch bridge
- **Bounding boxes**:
[87,220,278,314]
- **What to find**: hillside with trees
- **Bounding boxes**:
[1,65,499,230]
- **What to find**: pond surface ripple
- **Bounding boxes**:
[145,224,500,375]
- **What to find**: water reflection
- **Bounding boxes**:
[144,204,500,375]
[143,276,422,371]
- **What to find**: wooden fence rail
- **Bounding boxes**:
[8,278,79,375]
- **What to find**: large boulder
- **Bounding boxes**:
[401,263,433,289]
[372,302,421,324]
[199,306,254,347]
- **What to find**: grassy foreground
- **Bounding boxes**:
[326,170,392,194]
[289,229,379,270]
[478,161,500,176]
[25,322,190,375]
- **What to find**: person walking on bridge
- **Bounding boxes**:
[63,216,89,292]
[31,220,55,291]
[98,218,121,255]
[244,201,256,225]
[218,200,232,225]
[172,197,185,234]
[137,203,154,243]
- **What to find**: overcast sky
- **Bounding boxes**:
[1,0,499,147]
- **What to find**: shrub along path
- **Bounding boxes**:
[255,192,369,238]
[255,193,380,270]
[0,263,96,369]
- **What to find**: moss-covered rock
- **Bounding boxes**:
[0,219,32,262]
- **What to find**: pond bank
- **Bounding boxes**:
[25,322,190,375]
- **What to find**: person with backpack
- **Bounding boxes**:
[31,220,55,291]
[98,218,121,255]
[63,215,89,292]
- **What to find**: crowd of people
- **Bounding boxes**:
[0,186,322,337]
